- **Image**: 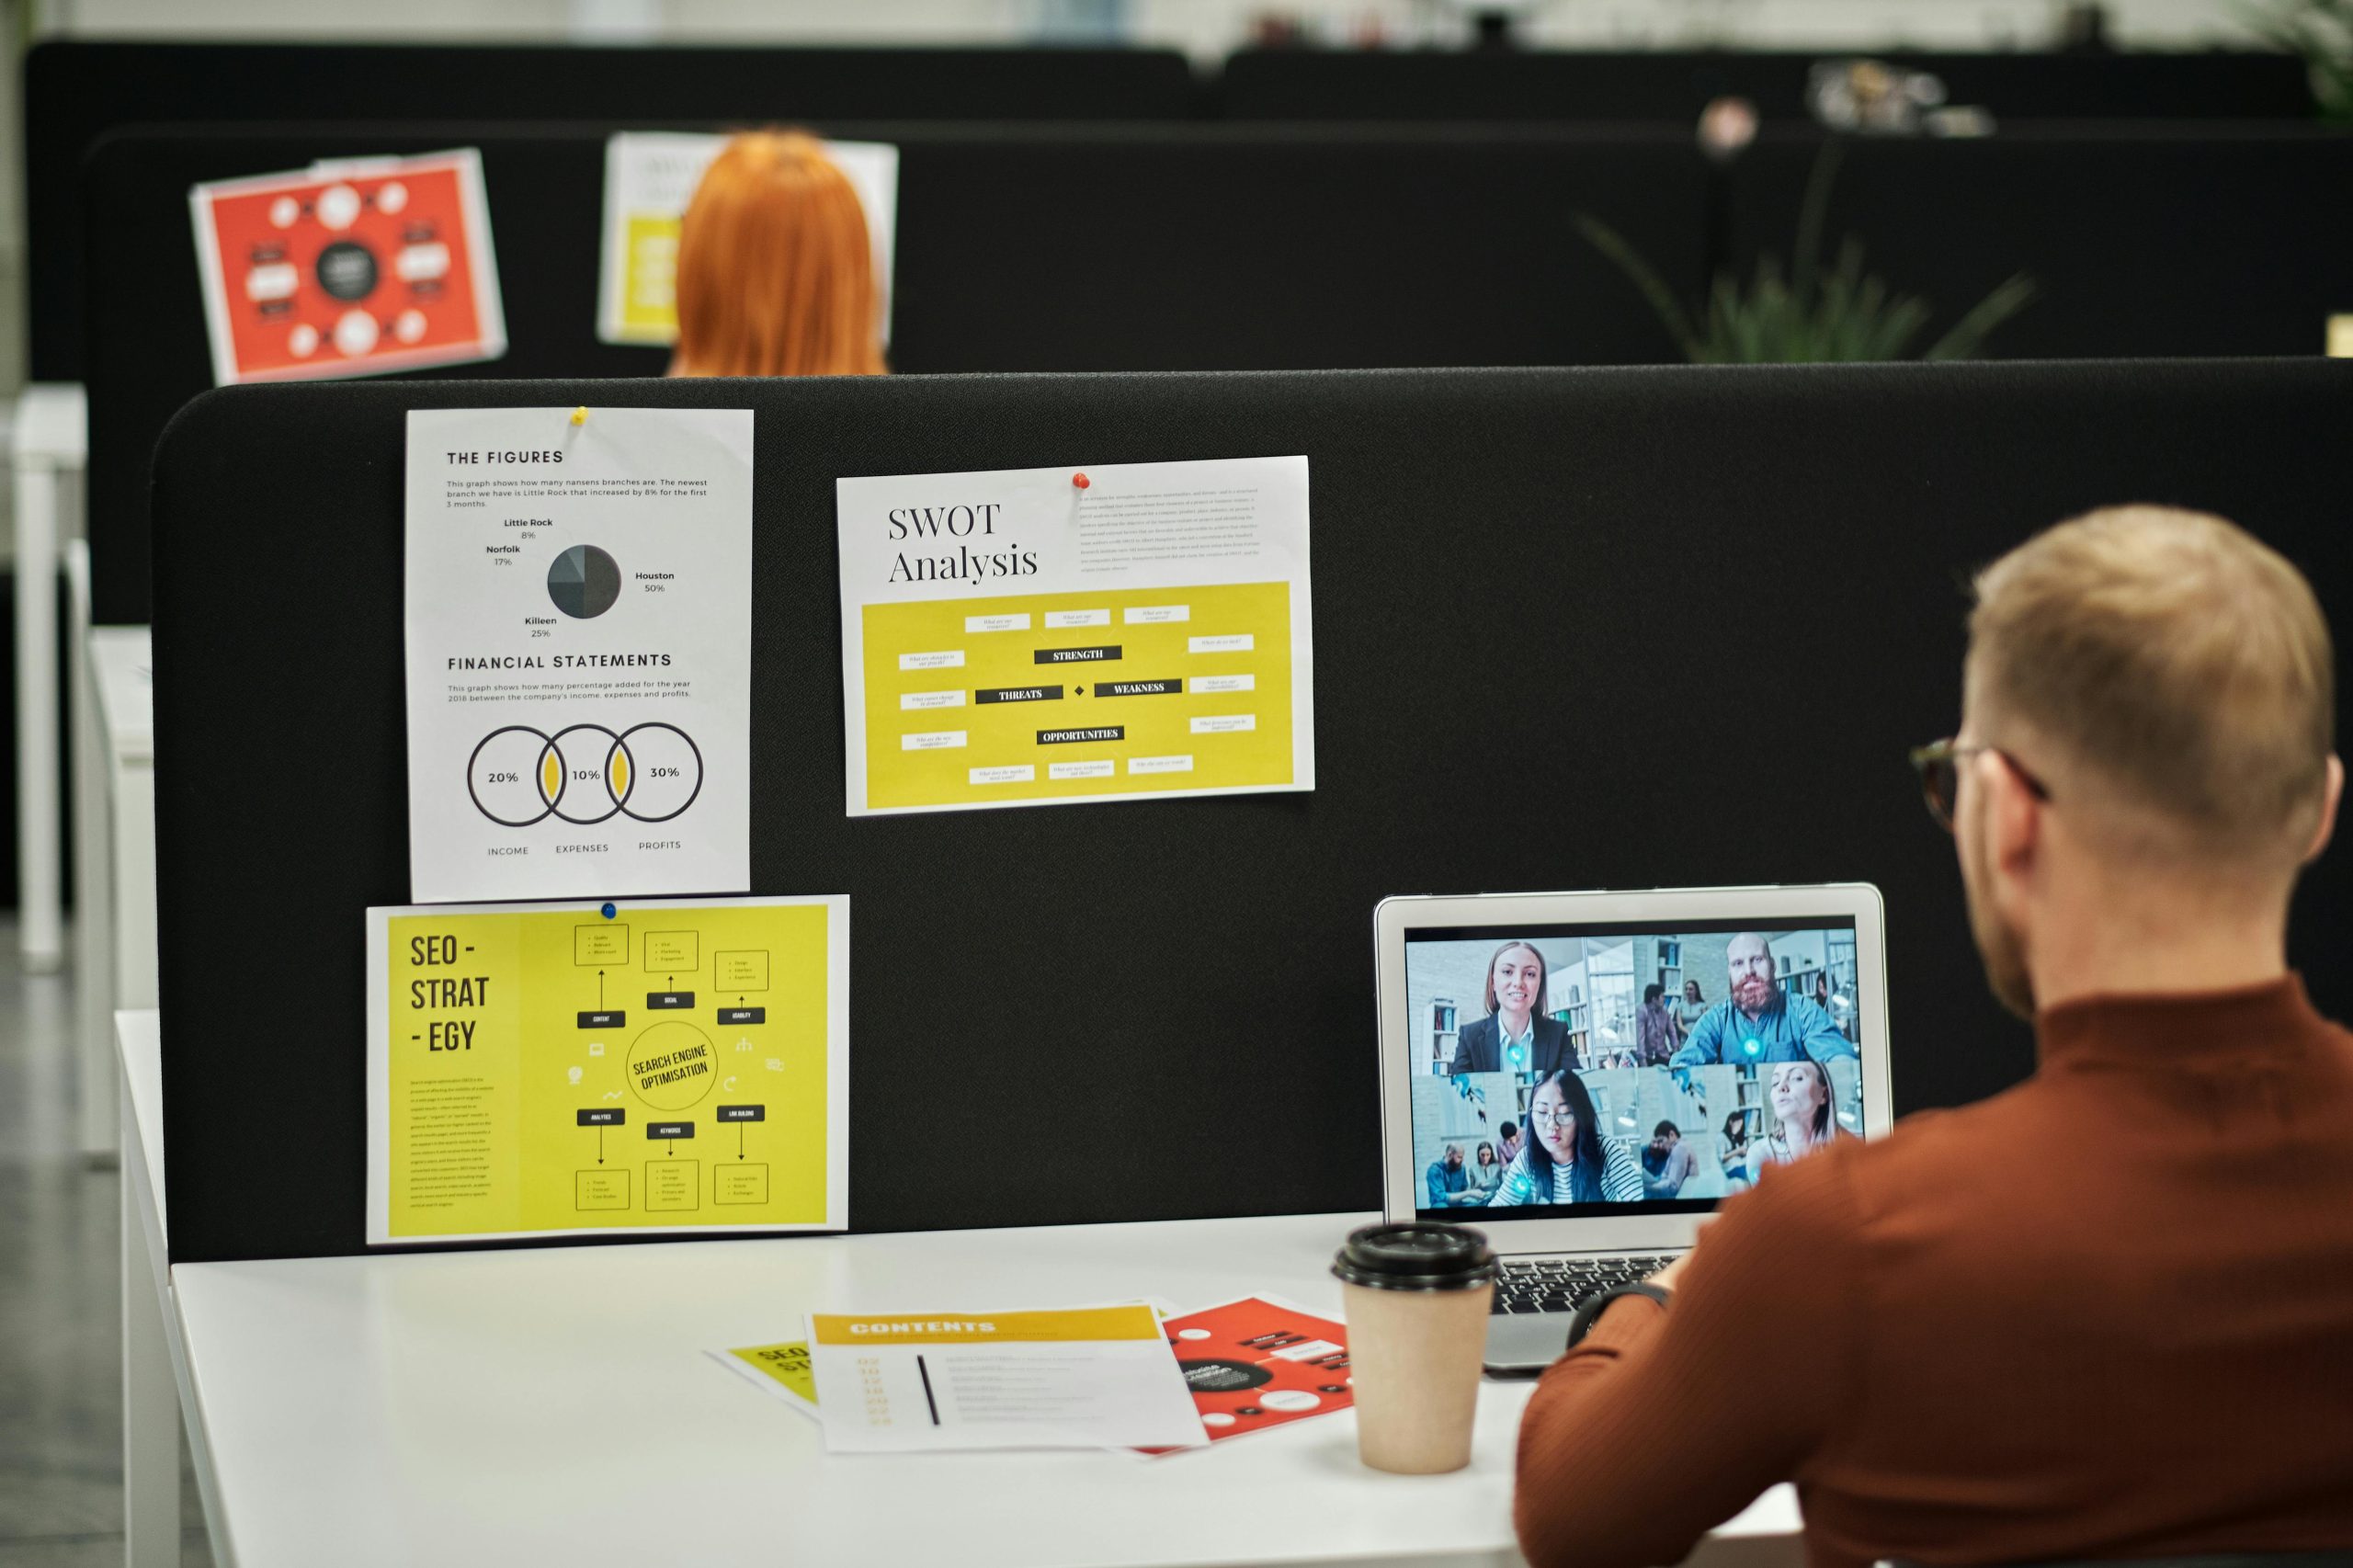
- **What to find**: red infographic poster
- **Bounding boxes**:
[188,148,507,385]
[1138,1295,1353,1456]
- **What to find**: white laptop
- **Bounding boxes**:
[1375,885,1893,1375]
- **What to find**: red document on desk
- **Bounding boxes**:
[1136,1296,1353,1456]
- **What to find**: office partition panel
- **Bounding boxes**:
[1218,48,2314,123]
[28,39,1200,380]
[148,359,2353,1262]
[1720,129,2353,362]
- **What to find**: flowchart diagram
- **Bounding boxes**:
[368,895,848,1244]
[835,455,1315,816]
[565,919,784,1214]
[859,582,1297,812]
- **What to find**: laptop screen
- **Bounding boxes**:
[1404,917,1868,1220]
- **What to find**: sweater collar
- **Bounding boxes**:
[2035,972,2317,1067]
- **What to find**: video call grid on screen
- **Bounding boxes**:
[1405,918,1865,1221]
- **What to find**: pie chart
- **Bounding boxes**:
[548,545,621,619]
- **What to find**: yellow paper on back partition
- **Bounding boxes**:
[365,895,848,1244]
[615,213,682,342]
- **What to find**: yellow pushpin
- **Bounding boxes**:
[570,405,589,426]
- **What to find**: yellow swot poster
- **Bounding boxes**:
[835,456,1314,815]
[365,895,847,1244]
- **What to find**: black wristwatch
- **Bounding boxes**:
[1564,1282,1674,1350]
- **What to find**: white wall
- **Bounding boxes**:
[47,0,2269,53]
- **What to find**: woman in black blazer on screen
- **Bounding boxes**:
[1449,940,1574,1076]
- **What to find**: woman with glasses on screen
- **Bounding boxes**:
[1745,1058,1852,1183]
[1487,1071,1645,1205]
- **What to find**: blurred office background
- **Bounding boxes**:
[0,0,2327,539]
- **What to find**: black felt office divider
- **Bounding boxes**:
[1218,48,2316,123]
[150,359,2353,1265]
[88,120,2353,634]
[34,39,2318,381]
[26,39,1199,381]
[1719,129,2353,361]
[83,123,1708,626]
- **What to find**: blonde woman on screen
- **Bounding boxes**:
[1745,1058,1851,1182]
[1449,941,1574,1076]
[669,131,886,379]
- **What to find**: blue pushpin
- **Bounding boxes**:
[601,902,618,920]
[1743,1038,1763,1059]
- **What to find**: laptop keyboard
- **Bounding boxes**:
[1493,1255,1677,1316]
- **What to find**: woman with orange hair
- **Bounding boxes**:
[668,131,886,379]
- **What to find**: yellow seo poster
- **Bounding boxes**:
[365,895,847,1244]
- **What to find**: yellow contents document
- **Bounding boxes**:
[805,1305,1205,1452]
[365,895,848,1244]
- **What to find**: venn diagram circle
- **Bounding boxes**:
[466,722,704,827]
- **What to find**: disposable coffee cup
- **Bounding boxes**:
[1332,1221,1497,1474]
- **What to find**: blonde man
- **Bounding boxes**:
[1516,508,2352,1568]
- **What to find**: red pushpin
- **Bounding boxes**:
[1072,472,1090,490]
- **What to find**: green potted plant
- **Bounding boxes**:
[1579,140,2037,364]
[2242,0,2353,119]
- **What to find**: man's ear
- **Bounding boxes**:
[1983,748,2042,886]
[2303,756,2343,865]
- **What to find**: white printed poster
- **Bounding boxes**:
[597,131,898,347]
[404,406,754,903]
[835,455,1314,816]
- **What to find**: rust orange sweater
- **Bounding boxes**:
[1515,977,2353,1568]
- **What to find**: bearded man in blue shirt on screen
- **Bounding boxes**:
[1669,932,1857,1067]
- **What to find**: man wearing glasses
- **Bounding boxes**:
[1514,507,2353,1568]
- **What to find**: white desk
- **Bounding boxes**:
[118,1009,228,1568]
[121,1014,1800,1568]
[16,381,87,968]
[81,624,153,1159]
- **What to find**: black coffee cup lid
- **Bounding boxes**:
[1332,1222,1497,1291]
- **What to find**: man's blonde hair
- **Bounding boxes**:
[1967,506,2335,861]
